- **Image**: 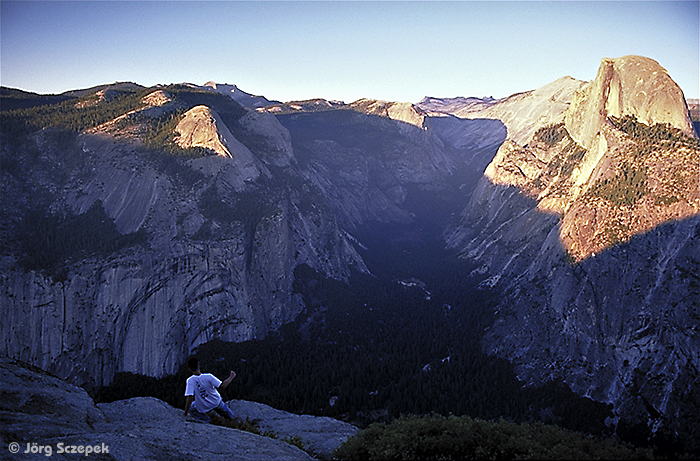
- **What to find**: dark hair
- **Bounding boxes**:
[187,357,199,372]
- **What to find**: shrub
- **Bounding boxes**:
[334,414,654,460]
[281,435,307,451]
[609,114,699,148]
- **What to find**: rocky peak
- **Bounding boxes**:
[262,98,346,114]
[565,55,696,150]
[416,95,498,115]
[557,56,698,259]
[457,56,699,261]
[140,89,172,107]
[202,82,279,109]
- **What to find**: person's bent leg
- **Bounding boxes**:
[213,400,237,419]
[189,406,211,422]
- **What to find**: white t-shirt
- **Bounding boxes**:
[185,373,222,413]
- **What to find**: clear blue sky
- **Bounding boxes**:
[1,1,698,102]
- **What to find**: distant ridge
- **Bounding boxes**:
[417,95,498,115]
[202,82,280,109]
[61,81,145,98]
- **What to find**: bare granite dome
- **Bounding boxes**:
[566,55,696,150]
[452,76,586,145]
[141,89,172,107]
[174,105,261,185]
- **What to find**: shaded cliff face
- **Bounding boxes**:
[0,87,352,386]
[0,84,494,388]
[446,56,699,443]
[276,109,456,229]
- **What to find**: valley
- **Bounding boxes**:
[1,55,698,455]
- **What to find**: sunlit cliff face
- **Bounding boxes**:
[481,56,699,261]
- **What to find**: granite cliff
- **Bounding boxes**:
[0,84,485,389]
[0,85,362,387]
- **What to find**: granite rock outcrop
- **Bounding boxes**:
[1,357,355,460]
[202,82,280,110]
[348,99,428,130]
[227,399,359,460]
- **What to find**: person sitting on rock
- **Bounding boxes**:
[183,357,237,422]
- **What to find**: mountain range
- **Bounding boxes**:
[1,55,698,451]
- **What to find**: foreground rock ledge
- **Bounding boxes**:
[0,357,356,460]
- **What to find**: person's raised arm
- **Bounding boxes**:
[217,370,236,392]
[184,395,194,417]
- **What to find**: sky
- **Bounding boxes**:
[1,1,698,103]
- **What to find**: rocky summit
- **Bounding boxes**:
[0,55,698,451]
[448,56,698,261]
